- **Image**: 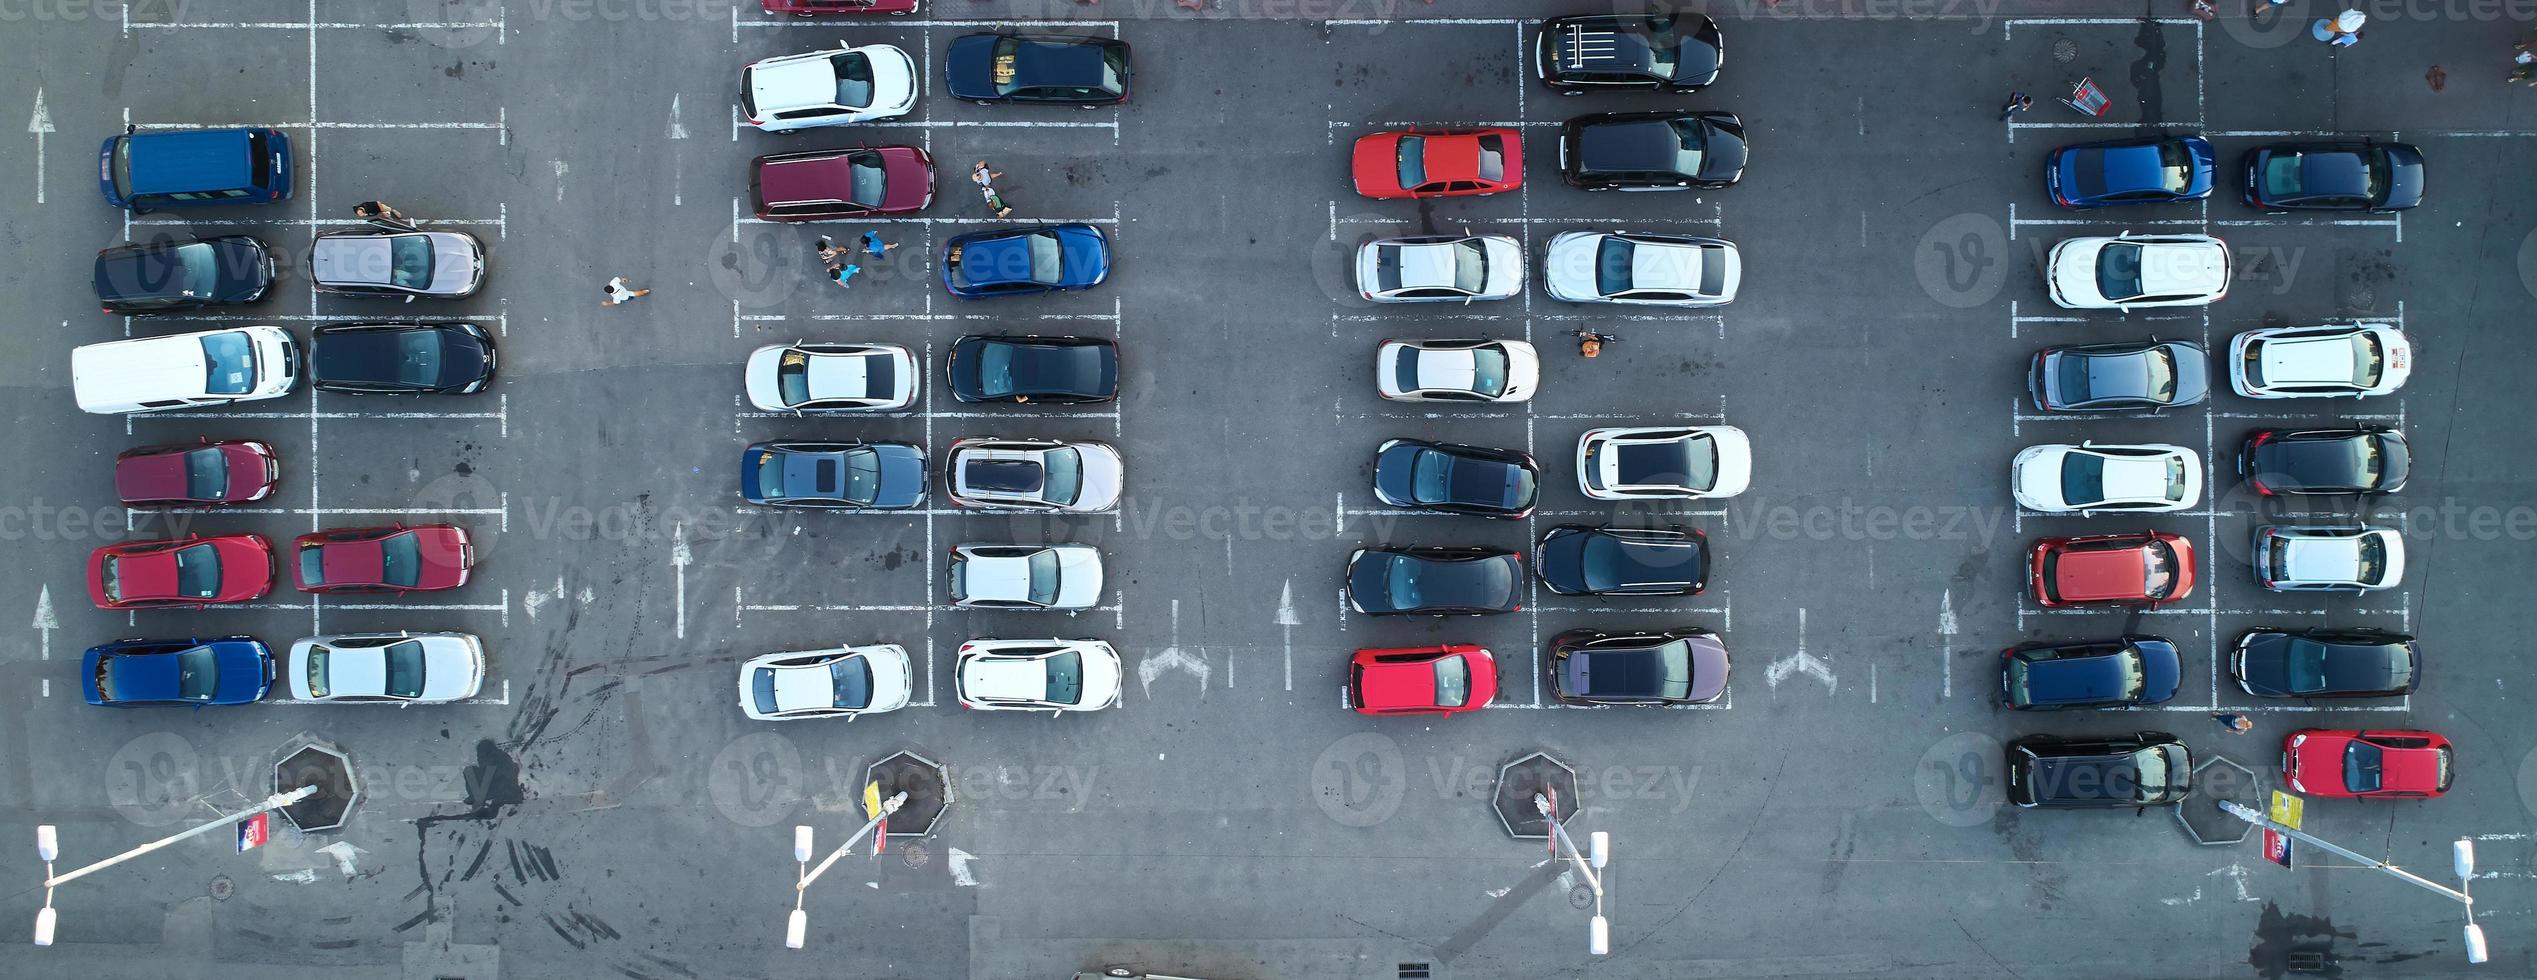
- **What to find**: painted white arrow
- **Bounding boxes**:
[1764,607,1836,693]
[671,523,691,639]
[32,585,57,662]
[945,847,979,887]
[27,89,52,205]
[1137,598,1210,698]
[1938,588,1957,699]
[1276,578,1300,691]
[664,94,689,140]
[665,95,688,205]
[316,840,368,878]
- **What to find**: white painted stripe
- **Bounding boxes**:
[133,121,503,131]
[1328,18,1525,25]
[126,20,501,29]
[128,411,503,420]
[738,215,1117,225]
[736,18,1118,29]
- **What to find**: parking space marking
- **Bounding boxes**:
[123,15,504,36]
[267,679,512,707]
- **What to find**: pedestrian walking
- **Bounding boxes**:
[2214,712,2254,735]
[814,236,850,272]
[1998,92,2033,122]
[830,263,862,289]
[353,200,407,224]
[1569,328,1618,358]
[860,230,897,258]
[2312,8,2365,47]
[972,161,1014,218]
[600,276,650,306]
[2512,42,2537,85]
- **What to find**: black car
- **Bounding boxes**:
[1535,14,1723,92]
[93,235,274,315]
[2005,732,2193,809]
[1546,627,1729,706]
[310,322,496,394]
[740,440,927,510]
[1372,440,1538,519]
[1344,546,1522,616]
[2027,339,2209,412]
[944,33,1130,106]
[2232,627,2418,699]
[947,334,1119,404]
[2243,140,2424,212]
[1535,525,1707,596]
[2238,427,2408,496]
[2001,636,2182,710]
[1559,111,1746,190]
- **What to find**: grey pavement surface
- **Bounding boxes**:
[2,1,2537,978]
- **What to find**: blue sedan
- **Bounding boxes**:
[2046,135,2215,208]
[942,224,1110,299]
[82,636,273,706]
[741,440,927,510]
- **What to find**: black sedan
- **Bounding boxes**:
[2001,636,2181,710]
[1559,111,1745,190]
[944,33,1130,106]
[1535,525,1707,596]
[2232,627,2418,699]
[1345,546,1522,616]
[2238,427,2408,496]
[1535,14,1723,92]
[1372,440,1537,519]
[2243,140,2424,212]
[740,440,927,510]
[2028,339,2209,412]
[1546,628,1729,706]
[311,322,496,394]
[947,334,1119,404]
[94,235,274,315]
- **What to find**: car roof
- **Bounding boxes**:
[2052,544,2151,601]
[121,130,257,194]
[1576,115,1685,173]
[2135,240,2229,294]
[750,53,843,111]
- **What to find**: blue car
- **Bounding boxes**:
[82,636,273,706]
[741,440,927,510]
[2001,636,2181,710]
[2046,135,2215,209]
[941,224,1111,299]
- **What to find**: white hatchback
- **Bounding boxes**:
[2012,443,2201,513]
[2253,524,2405,592]
[1374,339,1539,402]
[737,645,913,721]
[949,544,1104,611]
[953,638,1123,713]
[1575,426,1752,500]
[1543,231,1740,306]
[2047,233,2230,310]
[2228,323,2412,398]
[745,342,918,412]
[287,632,485,704]
[1356,234,1524,303]
[741,42,919,132]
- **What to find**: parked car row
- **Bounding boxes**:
[1343,627,1732,716]
[740,638,1123,720]
[741,31,1129,135]
[83,631,488,706]
[2045,133,2422,213]
[1352,230,1739,306]
[71,322,497,415]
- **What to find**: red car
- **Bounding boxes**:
[2283,729,2454,799]
[2029,531,2195,608]
[114,439,279,507]
[1347,644,1497,716]
[87,534,275,609]
[1351,128,1523,199]
[291,524,475,595]
[760,0,917,15]
[751,146,933,221]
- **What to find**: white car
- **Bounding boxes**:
[953,638,1122,713]
[745,342,918,412]
[740,42,919,132]
[1355,234,1523,303]
[2228,323,2412,399]
[72,326,299,415]
[950,544,1104,611]
[286,632,484,704]
[1543,231,1740,306]
[737,645,912,721]
[1576,426,1751,500]
[2253,524,2405,592]
[2011,443,2201,514]
[946,438,1123,512]
[2046,233,2230,310]
[1374,339,1539,403]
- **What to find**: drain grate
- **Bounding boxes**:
[1399,964,1432,979]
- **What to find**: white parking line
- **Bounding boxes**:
[265,679,513,707]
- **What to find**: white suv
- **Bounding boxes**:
[73,326,298,414]
[741,42,918,132]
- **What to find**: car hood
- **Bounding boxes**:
[2013,446,2075,509]
[871,444,928,508]
[1704,428,1753,496]
[744,346,791,410]
[877,146,933,212]
[1694,117,1746,182]
[1071,443,1124,511]
[865,647,915,712]
[2048,239,2110,304]
[1541,233,1600,299]
[943,33,999,100]
[1351,133,1405,194]
[427,234,483,295]
[202,238,274,300]
[2381,143,2426,208]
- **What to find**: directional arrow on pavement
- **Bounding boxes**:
[27,89,53,205]
[1938,588,1957,698]
[1137,599,1210,699]
[32,585,57,661]
[1764,607,1836,694]
[671,523,691,639]
[665,95,688,205]
[1276,578,1300,691]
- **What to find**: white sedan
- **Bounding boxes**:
[740,42,919,133]
[954,638,1123,713]
[949,544,1104,611]
[737,645,912,721]
[1543,231,1740,306]
[1375,339,1539,402]
[2046,233,2230,310]
[1576,426,1751,500]
[1355,234,1523,303]
[2011,443,2202,514]
[745,342,918,413]
[946,438,1123,512]
[286,632,484,704]
[2228,323,2412,399]
[2253,524,2405,592]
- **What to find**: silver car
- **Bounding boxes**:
[954,638,1123,713]
[946,438,1123,512]
[1355,234,1523,303]
[1543,231,1740,306]
[2252,524,2405,592]
[736,645,913,721]
[310,229,485,300]
[744,342,919,413]
[286,631,485,704]
[949,544,1104,611]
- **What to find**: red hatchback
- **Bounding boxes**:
[761,0,917,14]
[2284,729,2454,799]
[292,524,475,594]
[114,439,279,507]
[1351,128,1523,199]
[87,534,275,609]
[2029,531,2195,607]
[1347,644,1497,716]
[751,146,934,221]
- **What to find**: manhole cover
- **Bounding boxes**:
[900,841,930,869]
[2053,37,2079,63]
[209,875,233,901]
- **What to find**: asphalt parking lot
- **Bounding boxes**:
[6,2,2537,978]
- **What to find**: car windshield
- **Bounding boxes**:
[2061,453,2107,506]
[1648,640,1696,699]
[1041,448,1082,506]
[2362,147,2394,205]
[304,648,331,698]
[976,344,1022,398]
[1028,231,1063,285]
[1396,135,1426,189]
[175,646,220,701]
[1450,240,1487,294]
[1474,134,1507,182]
[110,138,135,197]
[2095,242,2145,301]
[829,52,874,108]
[831,656,873,710]
[2141,349,2177,399]
[754,452,794,500]
[380,532,423,588]
[1468,347,1510,397]
[1044,651,1083,705]
[201,331,257,395]
[2349,333,2385,386]
[2164,456,2189,500]
[2280,639,2341,694]
[2154,141,2196,192]
[2345,740,2385,792]
[2354,537,2387,584]
[1384,556,1422,608]
[839,450,879,505]
[1411,449,1455,504]
[2257,153,2306,199]
[2115,649,2148,699]
[1433,655,1471,707]
[392,329,446,386]
[2129,746,2174,802]
[777,354,812,406]
[388,235,434,290]
[297,545,326,586]
[1595,237,1636,296]
[184,448,229,499]
[2352,435,2384,483]
[172,242,218,294]
[383,640,427,699]
[1027,549,1061,606]
[1665,118,1709,175]
[1643,17,1682,77]
[2142,541,2177,596]
[173,544,221,598]
[848,153,888,207]
[2003,658,2030,704]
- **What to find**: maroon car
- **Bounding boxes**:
[291,524,476,595]
[761,0,917,15]
[115,439,279,507]
[751,146,934,221]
